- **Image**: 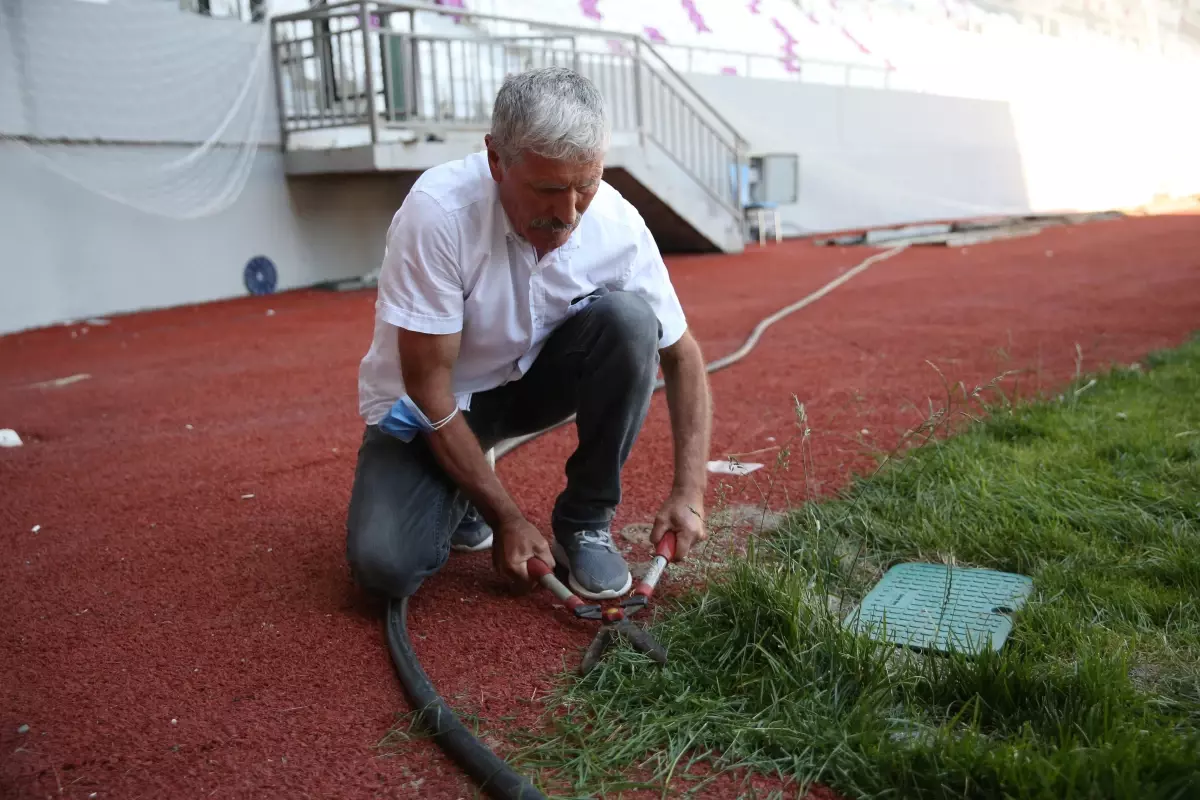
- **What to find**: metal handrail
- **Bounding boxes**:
[271,0,368,22]
[633,42,747,150]
[271,0,748,218]
[643,130,737,215]
[272,1,746,150]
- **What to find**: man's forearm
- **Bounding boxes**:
[661,333,712,495]
[406,390,524,528]
[396,326,525,530]
[424,414,524,527]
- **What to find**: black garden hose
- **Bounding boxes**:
[382,245,909,798]
[386,597,547,800]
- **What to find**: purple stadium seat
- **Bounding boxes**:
[680,0,711,35]
[644,26,667,44]
[580,0,602,23]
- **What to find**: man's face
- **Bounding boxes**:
[486,136,604,255]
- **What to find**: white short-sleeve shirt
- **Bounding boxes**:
[357,150,689,426]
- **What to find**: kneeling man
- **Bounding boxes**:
[346,66,712,602]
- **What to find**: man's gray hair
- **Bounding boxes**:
[489,66,610,165]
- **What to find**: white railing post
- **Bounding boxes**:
[633,37,645,148]
[270,19,288,149]
[360,1,378,145]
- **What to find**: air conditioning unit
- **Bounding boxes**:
[749,153,799,206]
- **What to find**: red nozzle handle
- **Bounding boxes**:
[527,557,552,581]
[632,532,676,599]
[655,531,677,562]
[527,557,587,614]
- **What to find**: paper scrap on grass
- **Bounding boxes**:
[706,460,764,476]
[0,429,23,448]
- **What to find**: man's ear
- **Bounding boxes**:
[484,136,504,183]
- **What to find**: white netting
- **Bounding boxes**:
[0,0,272,220]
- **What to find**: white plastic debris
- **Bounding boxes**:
[185,424,194,430]
[707,460,764,476]
[266,309,276,316]
[170,718,177,725]
[0,429,22,447]
[31,525,40,533]
[241,494,255,500]
[17,724,29,734]
[30,373,91,389]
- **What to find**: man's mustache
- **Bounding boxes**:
[530,216,578,232]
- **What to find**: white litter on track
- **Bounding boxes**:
[706,460,764,476]
[29,373,91,389]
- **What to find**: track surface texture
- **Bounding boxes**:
[3,212,1199,799]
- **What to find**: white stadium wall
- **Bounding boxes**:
[689,66,1200,236]
[0,0,412,336]
[0,145,413,335]
[2,0,1200,335]
[687,75,1032,236]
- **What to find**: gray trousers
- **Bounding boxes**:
[345,290,662,599]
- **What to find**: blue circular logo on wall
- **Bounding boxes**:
[244,256,278,295]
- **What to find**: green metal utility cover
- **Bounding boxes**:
[843,562,1033,655]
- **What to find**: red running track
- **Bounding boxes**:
[2,213,1199,799]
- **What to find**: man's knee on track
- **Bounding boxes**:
[346,522,430,600]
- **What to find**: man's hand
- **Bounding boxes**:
[650,490,706,562]
[493,515,556,587]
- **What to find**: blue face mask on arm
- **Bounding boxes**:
[377,393,472,442]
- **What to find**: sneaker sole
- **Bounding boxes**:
[551,540,632,601]
[450,531,493,552]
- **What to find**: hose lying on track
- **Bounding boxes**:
[384,244,909,800]
[386,597,545,799]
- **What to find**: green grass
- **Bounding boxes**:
[513,335,1200,800]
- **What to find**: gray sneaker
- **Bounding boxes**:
[552,528,632,600]
[450,507,493,552]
